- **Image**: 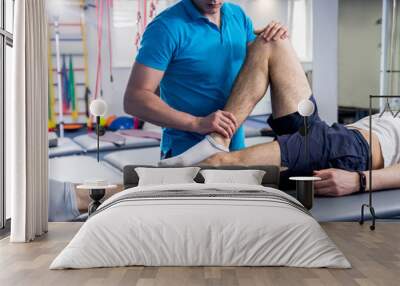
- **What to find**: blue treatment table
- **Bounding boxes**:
[73,133,160,153]
[311,189,400,221]
[49,137,85,158]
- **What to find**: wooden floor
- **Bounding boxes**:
[0,222,399,286]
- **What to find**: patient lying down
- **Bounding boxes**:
[48,180,124,222]
[159,37,400,197]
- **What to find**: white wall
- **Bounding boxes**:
[312,0,338,124]
[338,0,381,109]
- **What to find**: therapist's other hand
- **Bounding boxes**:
[192,110,237,139]
[313,169,360,197]
[255,21,289,42]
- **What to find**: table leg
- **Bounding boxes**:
[296,181,314,210]
[88,188,106,216]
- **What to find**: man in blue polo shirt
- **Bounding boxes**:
[124,0,288,158]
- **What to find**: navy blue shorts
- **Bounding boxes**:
[267,96,370,177]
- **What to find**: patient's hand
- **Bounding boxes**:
[313,169,360,197]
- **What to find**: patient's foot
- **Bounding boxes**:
[158,135,229,167]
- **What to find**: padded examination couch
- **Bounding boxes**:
[49,137,85,158]
[244,125,262,137]
[245,136,274,146]
[73,133,160,153]
[49,155,123,184]
[104,147,161,170]
[311,189,400,221]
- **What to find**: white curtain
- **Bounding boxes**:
[7,0,49,242]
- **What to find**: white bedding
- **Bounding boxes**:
[50,183,350,269]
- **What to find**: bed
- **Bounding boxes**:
[73,133,160,153]
[49,137,85,158]
[72,127,261,154]
[245,136,274,146]
[244,125,262,137]
[50,165,350,269]
[104,147,161,169]
[49,155,123,184]
[312,188,400,222]
[244,115,270,129]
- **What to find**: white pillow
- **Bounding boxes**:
[135,167,200,186]
[200,169,266,185]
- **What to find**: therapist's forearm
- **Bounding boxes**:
[124,89,197,132]
[364,164,400,191]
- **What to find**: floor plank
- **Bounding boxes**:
[0,222,399,286]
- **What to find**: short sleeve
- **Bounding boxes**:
[135,20,177,71]
[229,125,246,151]
[245,14,256,43]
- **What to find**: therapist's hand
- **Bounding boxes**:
[255,21,289,42]
[192,110,238,139]
[313,169,360,197]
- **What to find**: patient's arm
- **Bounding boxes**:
[314,164,400,196]
[364,164,400,191]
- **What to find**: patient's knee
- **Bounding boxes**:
[249,37,291,58]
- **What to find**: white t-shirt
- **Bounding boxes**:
[346,113,400,167]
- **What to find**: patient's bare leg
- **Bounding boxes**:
[204,38,312,166]
[202,141,281,167]
[214,37,312,147]
[160,37,311,167]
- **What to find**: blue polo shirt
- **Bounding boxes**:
[136,0,256,157]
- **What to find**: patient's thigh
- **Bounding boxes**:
[268,40,312,119]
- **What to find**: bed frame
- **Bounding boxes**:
[122,165,400,221]
[123,165,281,190]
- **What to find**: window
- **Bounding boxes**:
[288,0,313,62]
[1,0,14,231]
[5,0,12,33]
